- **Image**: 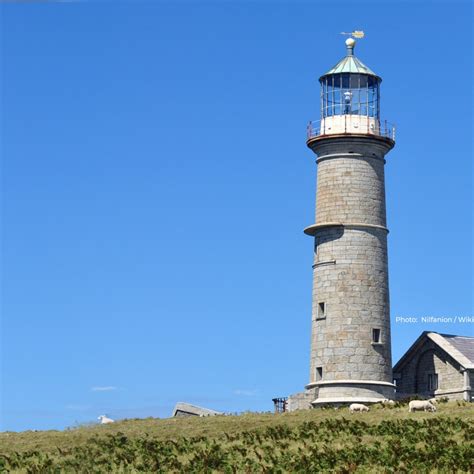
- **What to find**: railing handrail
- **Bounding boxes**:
[307,116,396,141]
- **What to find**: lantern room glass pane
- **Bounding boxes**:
[350,74,360,88]
[320,73,380,119]
[351,89,359,114]
[341,73,350,88]
[334,89,341,115]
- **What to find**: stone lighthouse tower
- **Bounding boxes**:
[304,37,396,405]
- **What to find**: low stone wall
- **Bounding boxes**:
[395,390,466,402]
[287,389,316,412]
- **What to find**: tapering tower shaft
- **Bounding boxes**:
[304,38,396,404]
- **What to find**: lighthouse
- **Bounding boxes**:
[303,37,396,405]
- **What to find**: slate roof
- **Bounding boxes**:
[172,402,222,417]
[393,331,474,372]
[442,334,474,365]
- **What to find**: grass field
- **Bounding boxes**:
[1,401,473,472]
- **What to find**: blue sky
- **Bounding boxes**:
[1,1,472,432]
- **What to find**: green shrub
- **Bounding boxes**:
[2,405,473,472]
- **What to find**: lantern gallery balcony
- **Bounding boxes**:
[306,116,396,141]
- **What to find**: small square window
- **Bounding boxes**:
[428,373,438,391]
[316,367,323,381]
[372,328,381,343]
[318,302,326,318]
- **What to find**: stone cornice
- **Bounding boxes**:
[306,380,396,389]
[304,222,389,236]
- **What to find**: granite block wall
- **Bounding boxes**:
[305,135,395,403]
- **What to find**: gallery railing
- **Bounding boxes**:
[307,117,396,140]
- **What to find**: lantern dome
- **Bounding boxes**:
[320,39,380,81]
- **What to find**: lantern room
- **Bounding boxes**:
[318,38,383,136]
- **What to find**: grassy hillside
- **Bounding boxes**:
[1,401,473,472]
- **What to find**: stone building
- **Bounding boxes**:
[288,36,397,409]
[393,332,474,402]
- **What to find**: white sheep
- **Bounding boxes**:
[349,403,370,413]
[98,415,115,424]
[381,399,396,405]
[408,400,437,413]
[428,397,438,404]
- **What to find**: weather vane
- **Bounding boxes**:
[340,30,365,39]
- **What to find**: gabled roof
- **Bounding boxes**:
[393,331,474,373]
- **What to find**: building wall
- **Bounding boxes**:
[287,389,317,411]
[309,226,391,383]
[467,370,474,402]
[395,339,465,399]
[314,154,387,226]
[307,136,394,399]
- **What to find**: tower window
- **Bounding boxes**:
[314,238,319,255]
[318,302,326,318]
[428,373,438,391]
[316,367,323,381]
[372,328,381,343]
